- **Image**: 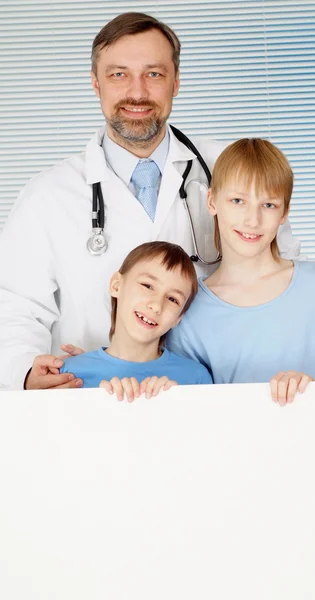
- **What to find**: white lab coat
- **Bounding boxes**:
[0,125,300,389]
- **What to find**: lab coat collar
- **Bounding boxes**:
[166,123,197,164]
[151,125,199,237]
[85,123,198,185]
[85,126,108,185]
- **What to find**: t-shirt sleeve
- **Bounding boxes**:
[59,358,72,374]
[59,361,66,374]
[60,355,82,375]
[197,365,213,384]
[59,352,98,388]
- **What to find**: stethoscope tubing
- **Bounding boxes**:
[88,126,222,265]
[170,126,221,265]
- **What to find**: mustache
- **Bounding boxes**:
[114,98,158,111]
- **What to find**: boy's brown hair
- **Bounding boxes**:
[91,12,181,74]
[211,138,294,259]
[109,241,197,343]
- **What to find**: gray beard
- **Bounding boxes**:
[107,114,166,144]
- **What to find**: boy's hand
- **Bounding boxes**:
[99,376,177,402]
[100,376,141,402]
[270,370,312,406]
[140,376,177,398]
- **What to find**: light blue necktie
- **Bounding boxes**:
[131,160,160,221]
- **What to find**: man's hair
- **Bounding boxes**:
[211,138,294,260]
[91,12,181,74]
[109,241,197,343]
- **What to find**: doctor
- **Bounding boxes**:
[0,12,300,390]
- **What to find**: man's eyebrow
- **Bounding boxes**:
[104,64,128,72]
[139,272,186,298]
[146,63,168,70]
[104,63,168,72]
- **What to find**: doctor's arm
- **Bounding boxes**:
[0,189,80,390]
[277,220,301,259]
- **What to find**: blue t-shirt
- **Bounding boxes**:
[167,261,315,384]
[60,347,212,388]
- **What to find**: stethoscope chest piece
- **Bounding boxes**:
[87,228,107,255]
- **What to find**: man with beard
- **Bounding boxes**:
[0,12,299,390]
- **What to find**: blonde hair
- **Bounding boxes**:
[109,242,198,347]
[211,138,294,259]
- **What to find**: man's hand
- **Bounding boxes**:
[270,370,312,406]
[60,344,85,356]
[24,354,83,390]
[100,375,177,402]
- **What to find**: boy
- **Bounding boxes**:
[61,241,212,400]
[167,138,314,405]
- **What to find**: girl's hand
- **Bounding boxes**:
[100,376,177,402]
[270,371,312,406]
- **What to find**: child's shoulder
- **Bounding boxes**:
[179,277,214,316]
[294,260,315,288]
[60,347,104,373]
[166,349,194,363]
[166,350,212,383]
[295,259,315,274]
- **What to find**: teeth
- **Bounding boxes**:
[136,312,157,325]
[125,107,149,112]
[241,233,259,239]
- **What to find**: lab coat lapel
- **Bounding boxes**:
[152,126,196,237]
[85,126,153,228]
[83,126,148,226]
[85,126,109,185]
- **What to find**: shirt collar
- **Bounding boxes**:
[102,128,170,185]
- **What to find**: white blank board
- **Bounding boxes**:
[0,382,314,599]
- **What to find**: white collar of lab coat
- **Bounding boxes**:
[167,124,197,164]
[85,124,197,185]
[102,128,170,187]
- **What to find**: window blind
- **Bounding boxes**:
[0,0,314,255]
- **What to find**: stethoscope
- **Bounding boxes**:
[87,125,222,265]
